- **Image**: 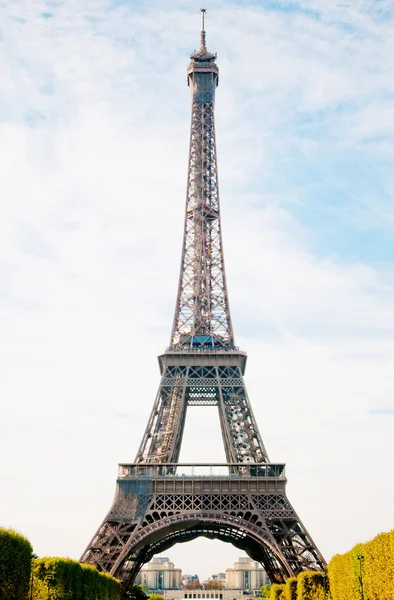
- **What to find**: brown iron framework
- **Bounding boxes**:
[81,11,326,595]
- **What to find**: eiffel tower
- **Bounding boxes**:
[81,10,326,594]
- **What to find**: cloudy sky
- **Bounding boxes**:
[1,0,394,581]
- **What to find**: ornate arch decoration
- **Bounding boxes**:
[114,512,293,584]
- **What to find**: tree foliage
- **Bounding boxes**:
[328,530,394,600]
[126,584,149,600]
[32,557,120,600]
[270,583,285,599]
[0,527,33,600]
[297,571,326,600]
[261,583,271,598]
[185,579,202,590]
[205,579,224,590]
[284,578,297,600]
[296,571,327,600]
[148,594,163,600]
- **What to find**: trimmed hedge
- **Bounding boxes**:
[284,577,297,600]
[328,530,394,600]
[82,563,121,600]
[328,545,362,600]
[32,557,120,600]
[297,571,327,600]
[270,583,285,599]
[0,527,33,600]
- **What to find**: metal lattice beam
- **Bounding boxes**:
[170,27,233,350]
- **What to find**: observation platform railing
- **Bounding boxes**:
[164,346,246,354]
[118,463,286,479]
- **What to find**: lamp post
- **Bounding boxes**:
[30,553,38,600]
[357,554,365,600]
[322,572,328,599]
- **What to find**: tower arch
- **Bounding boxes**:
[114,512,294,587]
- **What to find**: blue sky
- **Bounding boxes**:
[1,0,394,580]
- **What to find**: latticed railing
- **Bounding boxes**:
[118,462,286,479]
[165,346,242,352]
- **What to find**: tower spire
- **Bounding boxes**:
[200,8,207,51]
[171,9,227,349]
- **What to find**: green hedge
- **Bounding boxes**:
[82,563,121,600]
[284,577,297,600]
[270,583,285,599]
[328,546,361,600]
[0,527,33,600]
[328,530,394,600]
[296,571,327,600]
[32,557,120,600]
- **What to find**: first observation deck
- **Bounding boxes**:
[118,463,286,480]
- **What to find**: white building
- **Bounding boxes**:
[225,557,269,591]
[135,556,182,590]
[164,591,245,600]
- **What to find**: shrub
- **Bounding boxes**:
[270,583,285,599]
[297,571,327,600]
[32,557,120,600]
[94,566,120,600]
[0,527,33,600]
[362,530,394,600]
[328,531,394,600]
[32,557,83,600]
[284,577,297,600]
[328,545,362,600]
[126,583,149,600]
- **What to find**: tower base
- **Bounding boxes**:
[81,463,326,596]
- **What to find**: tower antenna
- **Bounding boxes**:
[200,8,207,50]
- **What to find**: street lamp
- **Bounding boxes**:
[357,555,365,600]
[30,553,38,600]
[322,572,328,599]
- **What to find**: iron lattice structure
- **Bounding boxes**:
[81,12,326,596]
[171,32,232,351]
